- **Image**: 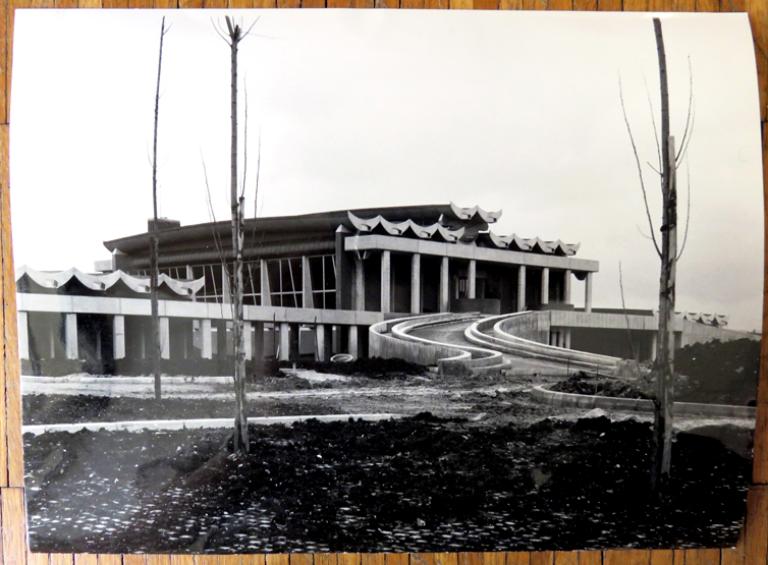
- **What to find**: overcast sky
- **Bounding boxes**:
[9,9,763,330]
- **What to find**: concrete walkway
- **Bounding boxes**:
[22,413,402,436]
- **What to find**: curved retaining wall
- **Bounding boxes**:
[465,312,621,372]
[369,313,504,376]
[531,385,756,419]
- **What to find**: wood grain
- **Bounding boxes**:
[576,552,602,565]
[1,488,27,565]
[604,549,650,565]
[552,552,578,565]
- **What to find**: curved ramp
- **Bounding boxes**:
[370,311,621,377]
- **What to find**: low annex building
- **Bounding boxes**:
[15,203,752,375]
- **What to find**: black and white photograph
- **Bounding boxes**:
[9,9,764,553]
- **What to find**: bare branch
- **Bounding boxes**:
[676,56,694,162]
[646,161,661,176]
[619,76,662,258]
[635,224,654,241]
[241,17,260,40]
[642,74,662,172]
[675,158,692,262]
[241,79,249,201]
[254,129,262,219]
[676,104,696,169]
[211,18,231,46]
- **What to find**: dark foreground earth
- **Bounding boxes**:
[24,414,750,554]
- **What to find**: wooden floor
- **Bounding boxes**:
[1,0,767,562]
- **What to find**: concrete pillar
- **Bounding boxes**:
[541,267,550,306]
[332,325,340,355]
[17,311,29,360]
[564,329,572,349]
[244,322,253,360]
[279,322,290,362]
[650,332,658,362]
[381,251,391,313]
[315,325,327,362]
[348,325,359,357]
[65,313,78,360]
[411,253,421,313]
[585,272,593,314]
[517,265,526,312]
[159,317,170,360]
[467,260,477,300]
[564,269,572,304]
[201,319,213,360]
[301,256,314,309]
[290,323,301,360]
[253,322,265,362]
[260,259,271,306]
[186,265,194,280]
[354,256,365,311]
[439,257,450,312]
[113,315,126,360]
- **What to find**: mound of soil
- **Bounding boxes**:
[551,372,652,400]
[22,395,342,425]
[25,414,749,554]
[675,339,760,405]
[271,357,427,380]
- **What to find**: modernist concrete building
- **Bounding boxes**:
[15,203,753,375]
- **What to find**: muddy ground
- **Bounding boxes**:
[24,414,750,554]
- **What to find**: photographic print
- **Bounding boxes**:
[9,9,764,554]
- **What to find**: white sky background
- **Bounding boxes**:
[9,10,764,331]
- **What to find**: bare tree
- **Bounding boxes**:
[619,17,694,489]
[149,16,169,401]
[217,15,258,454]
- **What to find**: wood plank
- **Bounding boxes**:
[314,555,337,565]
[547,0,573,8]
[74,556,98,565]
[552,552,578,565]
[123,556,147,565]
[622,0,647,10]
[127,0,153,8]
[169,556,195,565]
[96,555,121,565]
[28,554,50,565]
[290,555,314,565]
[721,545,745,565]
[506,553,530,565]
[146,556,172,565]
[219,556,243,565]
[672,550,686,565]
[54,0,79,7]
[102,0,130,8]
[301,0,326,7]
[51,555,75,565]
[266,556,289,565]
[0,0,7,126]
[577,552,602,565]
[1,489,26,565]
[479,553,502,565]
[530,553,554,565]
[450,0,474,8]
[433,554,457,565]
[153,0,178,8]
[457,554,482,565]
[0,124,21,488]
[228,0,254,7]
[337,554,361,565]
[683,549,721,565]
[500,0,524,8]
[411,555,435,565]
[596,0,621,10]
[471,0,499,8]
[649,550,674,565]
[374,0,399,6]
[572,0,597,10]
[604,550,650,565]
[720,0,744,10]
[362,555,386,565]
[203,0,228,6]
[694,0,718,9]
[520,0,546,8]
[77,0,103,7]
[241,556,266,565]
[0,124,7,488]
[195,557,219,565]
[179,0,205,7]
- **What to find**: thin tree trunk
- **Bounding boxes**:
[150,16,167,402]
[226,17,249,454]
[652,16,677,490]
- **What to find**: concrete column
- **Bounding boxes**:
[260,259,271,306]
[585,272,593,314]
[301,256,314,309]
[348,325,359,357]
[113,315,126,360]
[253,322,265,362]
[517,265,526,312]
[279,322,290,362]
[290,324,301,360]
[564,329,572,349]
[467,260,477,300]
[564,269,572,304]
[186,265,194,280]
[244,322,253,360]
[380,251,391,313]
[650,332,658,362]
[332,325,340,355]
[410,253,421,314]
[201,319,213,360]
[354,256,365,311]
[315,325,327,362]
[65,313,78,360]
[541,267,550,306]
[17,312,29,360]
[159,317,170,360]
[439,257,450,312]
